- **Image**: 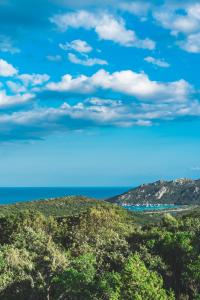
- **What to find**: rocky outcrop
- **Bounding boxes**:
[107,178,200,205]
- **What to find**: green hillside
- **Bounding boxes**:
[0,196,120,217]
[0,196,200,299]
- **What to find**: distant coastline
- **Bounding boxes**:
[0,186,130,205]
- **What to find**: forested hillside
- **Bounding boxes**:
[0,197,200,299]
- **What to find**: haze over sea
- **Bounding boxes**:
[0,187,130,205]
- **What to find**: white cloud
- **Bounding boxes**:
[122,1,200,53]
[47,73,94,93]
[0,100,128,141]
[59,39,92,53]
[6,81,27,93]
[0,97,152,141]
[152,2,200,53]
[120,1,151,20]
[144,56,170,68]
[0,35,20,54]
[137,99,200,120]
[175,99,200,116]
[46,55,62,62]
[2,92,200,141]
[68,53,108,66]
[178,32,200,53]
[51,10,155,49]
[153,3,200,35]
[0,90,34,108]
[93,70,191,102]
[0,59,18,77]
[18,73,50,86]
[86,97,122,107]
[47,69,192,103]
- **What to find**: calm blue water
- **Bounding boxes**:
[124,204,179,212]
[0,187,130,205]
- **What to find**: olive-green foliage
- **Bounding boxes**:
[0,197,200,299]
[0,196,123,218]
[120,254,174,300]
[129,212,200,299]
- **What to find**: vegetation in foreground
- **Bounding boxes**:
[0,197,200,299]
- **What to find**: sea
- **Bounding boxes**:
[124,204,179,212]
[0,186,130,205]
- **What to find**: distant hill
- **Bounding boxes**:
[107,178,200,205]
[0,196,124,217]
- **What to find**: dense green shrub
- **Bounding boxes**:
[0,198,200,299]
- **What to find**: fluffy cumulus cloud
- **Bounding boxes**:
[60,39,107,67]
[50,10,155,49]
[3,72,51,97]
[144,56,170,68]
[120,1,200,53]
[60,39,92,53]
[0,90,34,108]
[1,0,200,143]
[47,73,92,93]
[152,2,200,53]
[0,59,18,77]
[68,53,108,66]
[47,69,192,102]
[153,2,200,35]
[0,65,199,142]
[122,1,200,39]
[0,71,51,110]
[17,73,50,86]
[178,33,200,53]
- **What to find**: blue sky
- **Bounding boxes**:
[0,0,200,186]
